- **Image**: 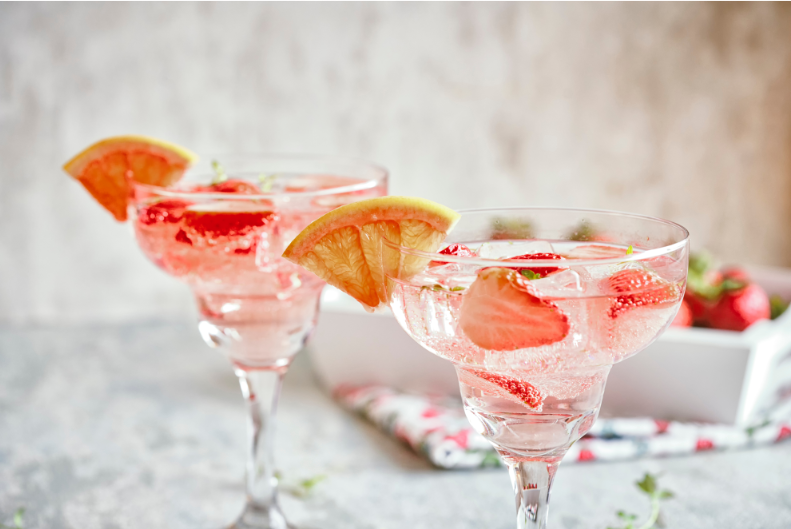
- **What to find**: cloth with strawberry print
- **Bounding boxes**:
[335,384,791,469]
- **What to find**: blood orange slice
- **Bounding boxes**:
[282,196,460,309]
[63,136,197,221]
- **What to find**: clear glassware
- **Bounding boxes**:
[382,207,688,529]
[130,155,387,528]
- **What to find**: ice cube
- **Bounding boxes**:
[477,240,556,259]
[530,269,585,297]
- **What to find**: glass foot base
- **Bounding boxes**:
[227,502,294,529]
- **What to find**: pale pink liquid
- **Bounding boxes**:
[389,240,684,460]
[132,175,386,368]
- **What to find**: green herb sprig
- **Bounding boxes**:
[274,472,327,498]
[0,508,25,529]
[607,473,673,529]
[210,160,228,184]
[258,174,277,192]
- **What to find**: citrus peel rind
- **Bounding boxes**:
[63,135,198,221]
[282,196,460,310]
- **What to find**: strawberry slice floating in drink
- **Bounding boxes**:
[200,179,263,195]
[183,201,277,240]
[510,252,566,279]
[607,268,681,318]
[138,199,191,225]
[458,368,544,410]
[459,267,570,351]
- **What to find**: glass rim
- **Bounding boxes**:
[382,206,690,268]
[131,153,388,201]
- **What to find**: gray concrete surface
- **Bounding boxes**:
[1,321,790,528]
[3,3,791,326]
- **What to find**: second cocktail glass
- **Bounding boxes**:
[130,155,387,528]
[382,208,689,528]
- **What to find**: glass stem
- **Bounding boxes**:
[236,366,286,511]
[507,458,561,529]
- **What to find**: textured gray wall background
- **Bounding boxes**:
[2,2,791,325]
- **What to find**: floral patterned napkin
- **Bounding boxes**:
[335,384,791,469]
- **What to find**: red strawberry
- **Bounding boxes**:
[684,290,714,326]
[608,269,680,318]
[721,267,750,284]
[431,243,477,267]
[469,369,543,409]
[459,268,570,350]
[197,179,262,194]
[671,299,693,327]
[696,439,714,451]
[138,199,190,225]
[175,228,193,245]
[708,283,770,331]
[511,252,566,278]
[183,202,276,238]
[439,243,476,257]
[566,245,629,259]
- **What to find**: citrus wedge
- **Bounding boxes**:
[63,135,198,221]
[282,196,460,309]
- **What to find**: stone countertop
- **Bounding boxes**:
[1,322,790,529]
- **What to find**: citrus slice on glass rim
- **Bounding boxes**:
[282,196,460,310]
[63,135,198,221]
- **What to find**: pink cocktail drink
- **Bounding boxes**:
[384,209,689,529]
[132,157,387,529]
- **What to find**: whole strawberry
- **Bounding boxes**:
[709,283,770,331]
[671,299,693,327]
[684,290,714,326]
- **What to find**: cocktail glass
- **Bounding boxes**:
[130,155,387,528]
[382,207,688,529]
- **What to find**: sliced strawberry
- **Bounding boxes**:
[468,369,543,409]
[183,202,276,238]
[175,228,193,245]
[684,290,714,326]
[511,252,566,278]
[205,179,262,194]
[608,268,681,318]
[566,245,629,259]
[709,283,770,331]
[138,199,190,225]
[430,243,477,267]
[459,268,570,350]
[671,299,693,327]
[439,243,476,257]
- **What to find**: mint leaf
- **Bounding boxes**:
[636,473,657,494]
[300,474,327,491]
[211,160,228,184]
[0,508,25,529]
[258,174,277,192]
[610,473,673,529]
[520,269,541,280]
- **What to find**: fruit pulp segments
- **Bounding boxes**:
[389,239,684,458]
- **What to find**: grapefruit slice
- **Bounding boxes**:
[282,196,460,309]
[63,135,198,221]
